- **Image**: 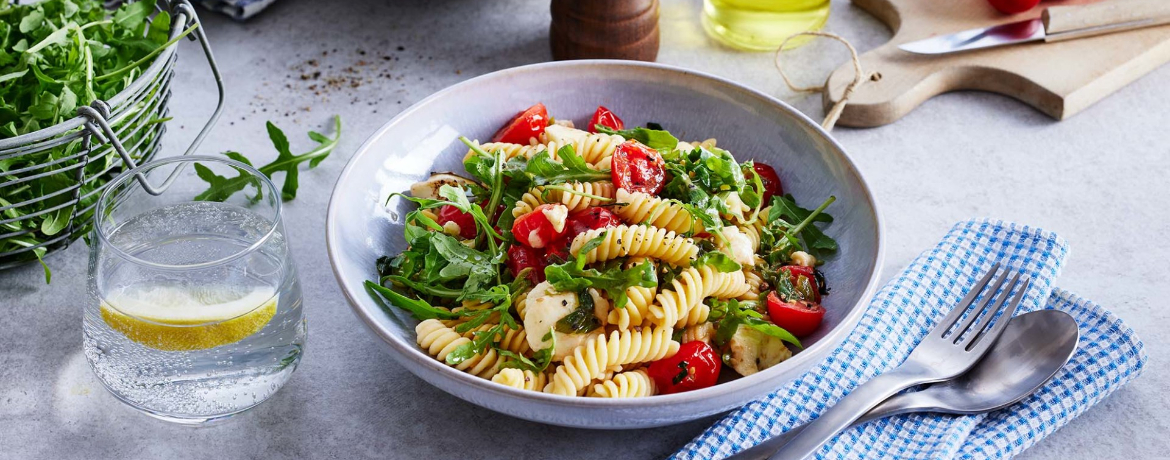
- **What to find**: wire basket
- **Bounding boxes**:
[0,0,224,271]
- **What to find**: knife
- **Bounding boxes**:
[899,0,1170,55]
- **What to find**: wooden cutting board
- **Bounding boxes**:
[823,0,1170,127]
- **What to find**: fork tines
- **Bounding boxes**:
[937,263,1032,352]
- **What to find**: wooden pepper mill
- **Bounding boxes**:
[550,0,660,62]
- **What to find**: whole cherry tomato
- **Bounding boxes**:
[565,207,620,241]
[780,265,820,303]
[751,163,784,205]
[587,106,624,133]
[611,140,666,195]
[492,103,549,144]
[511,204,567,249]
[435,204,477,239]
[647,341,721,394]
[766,291,825,338]
[507,244,546,283]
[986,0,1039,15]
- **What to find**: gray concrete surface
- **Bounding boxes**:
[2,0,1165,458]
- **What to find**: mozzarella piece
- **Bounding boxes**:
[542,204,569,234]
[526,231,547,248]
[408,173,474,200]
[522,282,603,360]
[727,325,792,377]
[720,226,756,267]
[542,124,588,145]
[589,288,609,327]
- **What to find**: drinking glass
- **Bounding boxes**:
[702,0,832,51]
[84,155,305,424]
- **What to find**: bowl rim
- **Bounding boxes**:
[326,59,885,409]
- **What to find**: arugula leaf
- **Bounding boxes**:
[112,1,151,29]
[767,194,838,258]
[364,280,460,320]
[694,250,741,273]
[709,299,802,348]
[498,347,553,373]
[526,146,610,185]
[194,116,341,203]
[597,125,678,151]
[544,233,658,310]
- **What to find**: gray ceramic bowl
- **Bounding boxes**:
[326,60,884,428]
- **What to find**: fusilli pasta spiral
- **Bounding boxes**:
[569,224,699,267]
[586,369,655,398]
[415,319,502,378]
[649,265,749,328]
[739,269,764,301]
[546,326,679,396]
[680,322,715,344]
[511,181,616,217]
[491,368,548,391]
[539,126,624,168]
[614,188,702,235]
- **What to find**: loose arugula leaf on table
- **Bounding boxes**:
[194,116,342,203]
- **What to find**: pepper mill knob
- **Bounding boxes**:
[550,0,660,62]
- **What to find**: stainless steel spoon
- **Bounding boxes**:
[727,309,1080,460]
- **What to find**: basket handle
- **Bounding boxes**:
[78,0,224,196]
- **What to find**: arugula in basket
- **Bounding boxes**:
[0,0,200,282]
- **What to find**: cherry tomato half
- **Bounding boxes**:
[986,0,1039,15]
[492,103,549,144]
[545,242,572,265]
[648,341,721,394]
[565,207,620,242]
[766,291,825,338]
[780,265,820,304]
[587,106,624,133]
[611,140,666,195]
[751,163,784,205]
[511,204,567,249]
[507,244,546,283]
[435,204,476,239]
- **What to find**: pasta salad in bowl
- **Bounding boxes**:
[369,104,838,398]
[327,61,882,428]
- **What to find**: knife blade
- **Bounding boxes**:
[898,0,1170,55]
[899,18,1045,55]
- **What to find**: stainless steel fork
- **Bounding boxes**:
[770,263,1031,460]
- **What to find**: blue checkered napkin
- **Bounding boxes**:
[673,219,1148,460]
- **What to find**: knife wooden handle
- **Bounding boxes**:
[1043,0,1170,42]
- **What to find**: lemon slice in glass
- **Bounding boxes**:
[101,284,277,351]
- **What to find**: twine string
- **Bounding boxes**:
[774,31,875,131]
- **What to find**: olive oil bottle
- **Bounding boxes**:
[702,0,831,51]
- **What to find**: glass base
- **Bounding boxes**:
[139,407,253,426]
